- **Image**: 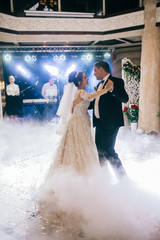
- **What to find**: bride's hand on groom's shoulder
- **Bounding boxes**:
[105,79,114,92]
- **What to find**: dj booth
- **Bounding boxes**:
[23,98,57,120]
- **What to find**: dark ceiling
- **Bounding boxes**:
[0,0,139,16]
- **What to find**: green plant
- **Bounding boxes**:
[123,104,139,123]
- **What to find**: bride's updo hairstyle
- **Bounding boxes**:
[68,71,83,87]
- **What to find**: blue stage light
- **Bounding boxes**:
[60,55,66,61]
[104,52,111,58]
[65,64,76,76]
[25,55,31,62]
[17,65,31,78]
[81,54,93,61]
[44,64,59,76]
[53,54,66,62]
[3,54,12,62]
[32,55,37,61]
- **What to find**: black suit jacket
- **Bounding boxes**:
[89,75,129,129]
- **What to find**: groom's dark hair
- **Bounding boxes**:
[94,61,110,73]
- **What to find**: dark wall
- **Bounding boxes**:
[0,0,140,15]
[105,0,139,15]
[0,0,10,13]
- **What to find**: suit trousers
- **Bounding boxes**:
[95,122,126,177]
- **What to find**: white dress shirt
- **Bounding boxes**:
[6,83,20,96]
[41,82,57,99]
[94,74,110,119]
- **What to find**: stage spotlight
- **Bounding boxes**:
[86,54,93,61]
[32,55,37,61]
[17,65,31,78]
[81,55,85,61]
[25,55,31,62]
[60,54,66,61]
[3,54,12,62]
[44,64,59,76]
[104,52,111,58]
[65,64,76,76]
[81,54,93,61]
[53,54,66,62]
[53,55,59,62]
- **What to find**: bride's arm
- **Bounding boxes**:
[80,89,107,100]
[80,86,111,100]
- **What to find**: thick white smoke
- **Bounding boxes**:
[0,120,160,240]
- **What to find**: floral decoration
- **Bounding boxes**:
[122,61,141,83]
[123,104,139,123]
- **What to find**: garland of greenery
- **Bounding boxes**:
[122,61,141,83]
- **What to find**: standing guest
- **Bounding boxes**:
[41,77,57,99]
[5,75,22,119]
[41,77,58,120]
[89,60,129,177]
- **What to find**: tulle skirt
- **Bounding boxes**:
[47,114,100,177]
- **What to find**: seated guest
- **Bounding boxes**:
[41,77,57,99]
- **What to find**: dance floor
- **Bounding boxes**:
[0,119,160,240]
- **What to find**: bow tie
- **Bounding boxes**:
[50,84,53,86]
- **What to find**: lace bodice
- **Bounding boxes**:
[72,90,90,116]
[73,89,106,116]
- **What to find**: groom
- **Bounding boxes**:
[89,60,129,177]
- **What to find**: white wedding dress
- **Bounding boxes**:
[29,89,104,239]
[46,89,100,177]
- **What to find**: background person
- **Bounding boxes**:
[41,77,58,120]
[5,75,23,119]
[41,77,57,99]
